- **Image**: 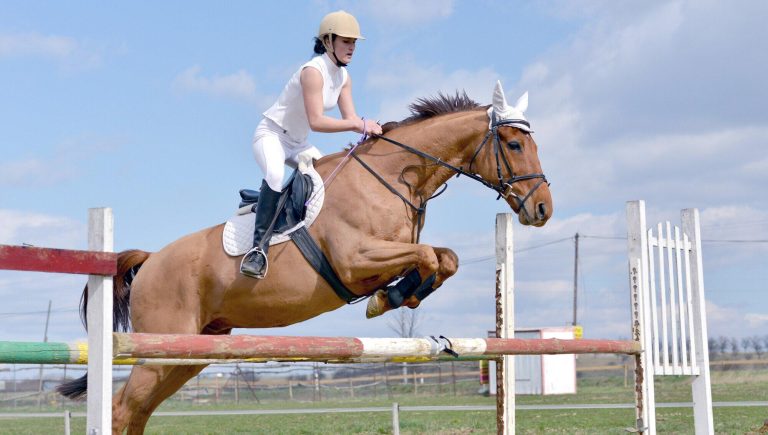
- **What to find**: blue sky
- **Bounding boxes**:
[1,1,767,347]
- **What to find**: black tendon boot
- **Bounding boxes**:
[240,180,282,278]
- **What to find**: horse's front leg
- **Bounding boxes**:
[340,240,458,318]
[330,238,440,318]
[402,246,459,309]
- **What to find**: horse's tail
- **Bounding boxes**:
[57,249,151,400]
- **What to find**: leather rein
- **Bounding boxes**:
[351,116,549,239]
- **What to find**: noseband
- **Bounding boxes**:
[351,115,549,237]
[468,116,549,221]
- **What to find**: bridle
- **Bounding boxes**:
[351,113,549,238]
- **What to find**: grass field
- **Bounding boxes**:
[1,368,766,434]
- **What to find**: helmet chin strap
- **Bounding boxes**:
[323,35,348,67]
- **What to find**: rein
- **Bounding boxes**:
[351,116,549,234]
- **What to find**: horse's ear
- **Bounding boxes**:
[492,80,509,112]
[514,92,529,114]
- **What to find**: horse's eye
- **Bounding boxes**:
[507,141,522,152]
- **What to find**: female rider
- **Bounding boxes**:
[241,10,383,278]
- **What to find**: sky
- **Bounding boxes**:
[1,0,767,352]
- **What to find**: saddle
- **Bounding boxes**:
[222,166,359,303]
[238,169,314,235]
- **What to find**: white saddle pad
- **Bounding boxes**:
[222,166,324,256]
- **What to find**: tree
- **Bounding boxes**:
[750,335,764,358]
[741,338,753,359]
[717,336,729,354]
[729,337,740,355]
[387,308,422,339]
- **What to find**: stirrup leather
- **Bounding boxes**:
[240,246,269,279]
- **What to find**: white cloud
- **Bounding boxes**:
[365,0,453,25]
[0,32,101,68]
[513,1,768,212]
[745,313,768,329]
[0,158,74,187]
[173,66,261,103]
[0,209,84,248]
[366,61,499,121]
[0,32,77,58]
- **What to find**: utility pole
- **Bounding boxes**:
[37,300,52,408]
[572,233,579,326]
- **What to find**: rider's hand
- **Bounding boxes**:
[362,118,382,136]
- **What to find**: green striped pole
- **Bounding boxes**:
[0,341,87,364]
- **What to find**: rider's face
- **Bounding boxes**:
[332,37,356,64]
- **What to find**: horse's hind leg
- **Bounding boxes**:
[113,364,207,435]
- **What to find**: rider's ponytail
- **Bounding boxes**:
[313,37,326,55]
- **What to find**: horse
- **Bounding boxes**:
[58,81,552,434]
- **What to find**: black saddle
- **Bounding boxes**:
[237,169,360,304]
[239,169,314,235]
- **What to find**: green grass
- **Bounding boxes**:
[1,407,765,434]
[1,370,766,434]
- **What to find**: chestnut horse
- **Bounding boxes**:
[59,82,552,434]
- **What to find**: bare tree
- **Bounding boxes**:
[742,338,753,359]
[717,336,729,354]
[387,308,422,338]
[729,337,740,355]
[750,335,764,358]
[708,338,719,358]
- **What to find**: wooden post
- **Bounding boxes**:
[392,402,400,435]
[438,364,442,395]
[682,208,714,434]
[64,410,71,435]
[626,200,654,434]
[451,361,456,396]
[384,362,392,400]
[496,213,515,435]
[86,207,113,435]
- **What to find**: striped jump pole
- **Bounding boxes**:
[112,333,640,361]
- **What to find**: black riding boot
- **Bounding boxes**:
[240,180,282,278]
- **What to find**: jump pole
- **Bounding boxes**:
[111,334,639,360]
[0,338,639,365]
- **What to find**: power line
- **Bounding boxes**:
[459,236,575,265]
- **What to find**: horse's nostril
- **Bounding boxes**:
[536,202,548,220]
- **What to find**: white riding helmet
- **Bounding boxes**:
[318,10,364,53]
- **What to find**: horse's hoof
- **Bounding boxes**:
[365,290,391,319]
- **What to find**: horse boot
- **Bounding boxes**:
[366,269,425,319]
[403,273,438,309]
[240,180,282,279]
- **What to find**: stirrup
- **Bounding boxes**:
[240,247,269,279]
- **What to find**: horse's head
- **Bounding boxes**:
[470,81,552,226]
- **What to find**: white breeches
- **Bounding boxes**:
[252,118,322,191]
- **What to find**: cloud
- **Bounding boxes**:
[173,66,262,103]
[365,0,453,25]
[0,158,74,187]
[0,32,101,68]
[512,1,768,214]
[366,60,499,121]
[0,209,84,248]
[0,32,77,58]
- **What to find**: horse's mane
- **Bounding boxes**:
[382,91,482,133]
